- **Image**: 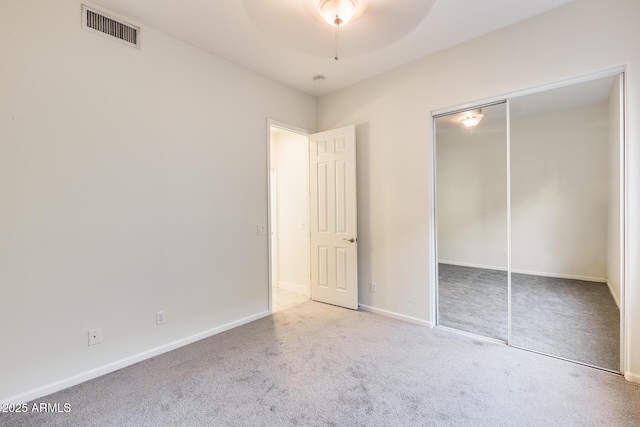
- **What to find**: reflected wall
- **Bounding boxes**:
[436,102,508,341]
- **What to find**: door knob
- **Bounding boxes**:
[343,237,356,243]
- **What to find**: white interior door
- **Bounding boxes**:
[309,125,358,310]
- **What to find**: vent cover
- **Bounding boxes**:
[82,5,140,49]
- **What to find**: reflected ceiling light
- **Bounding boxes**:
[318,0,359,60]
[460,109,484,127]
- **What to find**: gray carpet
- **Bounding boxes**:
[511,273,620,371]
[2,301,639,427]
[438,264,620,371]
[438,264,508,341]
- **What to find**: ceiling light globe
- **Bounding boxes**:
[462,117,482,127]
[460,109,484,127]
[318,0,358,26]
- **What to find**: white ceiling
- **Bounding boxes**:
[91,0,576,96]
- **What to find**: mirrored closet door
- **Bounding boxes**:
[435,102,509,342]
[434,74,623,373]
[509,76,622,372]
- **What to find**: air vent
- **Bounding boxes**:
[82,5,140,49]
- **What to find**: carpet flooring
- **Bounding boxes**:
[2,301,639,427]
[438,264,620,371]
[438,264,509,341]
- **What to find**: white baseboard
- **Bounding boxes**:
[439,260,508,272]
[1,310,270,405]
[438,260,606,283]
[359,304,434,328]
[512,268,606,283]
[624,371,640,384]
[277,280,310,297]
[606,281,621,309]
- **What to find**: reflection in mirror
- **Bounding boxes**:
[435,102,508,341]
[510,75,622,371]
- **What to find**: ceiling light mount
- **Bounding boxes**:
[460,109,484,127]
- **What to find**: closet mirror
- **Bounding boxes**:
[435,102,508,342]
[510,75,622,372]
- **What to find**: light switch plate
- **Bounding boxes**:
[257,224,267,235]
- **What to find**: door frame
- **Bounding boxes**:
[266,119,312,314]
[269,168,278,290]
[429,65,629,374]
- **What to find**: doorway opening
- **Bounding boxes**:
[269,124,311,313]
[431,70,627,374]
[267,121,359,313]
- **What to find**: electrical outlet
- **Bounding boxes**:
[502,252,508,259]
[156,311,166,325]
[257,224,267,235]
[88,328,101,346]
[371,282,378,292]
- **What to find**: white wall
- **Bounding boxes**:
[436,124,508,269]
[0,0,315,402]
[317,0,640,380]
[607,76,622,306]
[511,103,610,280]
[271,130,310,294]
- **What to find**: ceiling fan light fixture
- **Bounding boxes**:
[318,0,358,26]
[460,109,484,127]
